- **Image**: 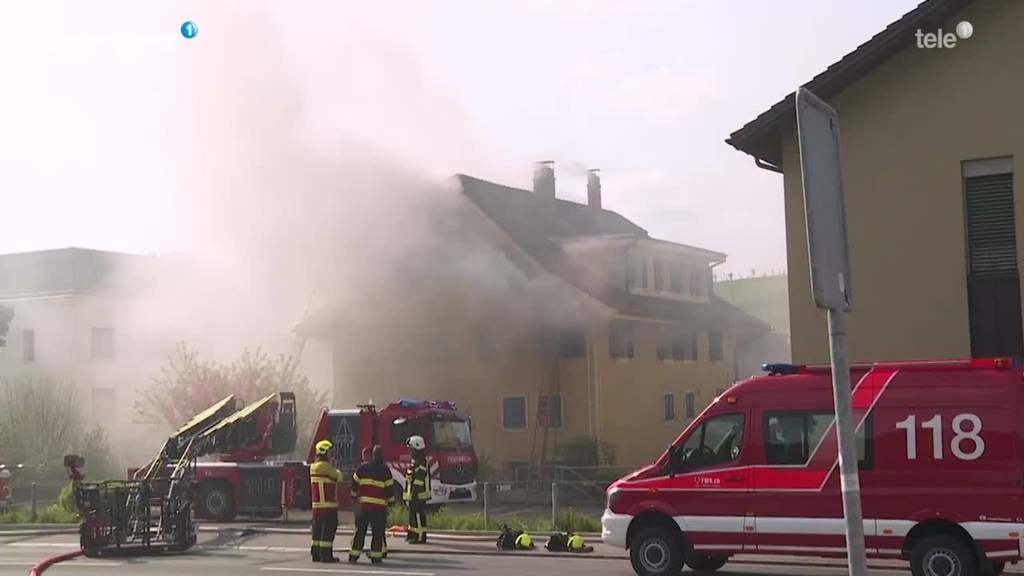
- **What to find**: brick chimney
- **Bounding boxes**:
[533,161,556,200]
[587,169,602,211]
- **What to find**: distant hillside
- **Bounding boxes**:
[715,274,789,335]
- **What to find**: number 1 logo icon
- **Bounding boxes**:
[181,21,198,39]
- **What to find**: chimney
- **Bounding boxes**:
[587,169,602,211]
[533,161,556,200]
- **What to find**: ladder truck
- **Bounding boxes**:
[68,392,297,556]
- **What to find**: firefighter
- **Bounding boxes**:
[348,445,394,564]
[355,446,389,558]
[403,435,430,544]
[310,439,342,563]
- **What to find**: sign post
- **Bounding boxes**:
[795,87,866,576]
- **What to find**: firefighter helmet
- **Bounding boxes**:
[406,435,426,451]
[315,439,333,455]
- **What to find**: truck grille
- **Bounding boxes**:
[439,462,476,485]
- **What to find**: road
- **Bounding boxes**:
[0,534,921,576]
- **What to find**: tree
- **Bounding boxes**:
[0,305,13,347]
[134,343,328,456]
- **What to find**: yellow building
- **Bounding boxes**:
[728,0,1023,364]
[308,166,765,471]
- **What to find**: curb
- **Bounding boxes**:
[0,524,77,532]
[201,524,601,542]
[28,549,82,576]
[0,529,78,537]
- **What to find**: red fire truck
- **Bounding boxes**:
[603,358,1024,576]
[308,399,478,507]
[192,397,477,520]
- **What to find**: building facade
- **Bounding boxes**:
[728,0,1023,364]
[714,273,791,378]
[308,167,766,471]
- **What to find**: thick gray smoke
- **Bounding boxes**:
[104,1,582,460]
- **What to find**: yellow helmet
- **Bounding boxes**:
[315,439,333,455]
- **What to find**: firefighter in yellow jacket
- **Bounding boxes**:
[403,435,431,544]
[310,439,342,563]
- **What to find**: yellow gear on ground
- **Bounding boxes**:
[515,532,533,549]
[567,534,585,550]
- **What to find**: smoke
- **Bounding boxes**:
[97,0,585,457]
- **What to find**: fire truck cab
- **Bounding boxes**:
[310,399,478,507]
[604,358,1024,576]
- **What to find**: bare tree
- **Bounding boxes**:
[0,379,82,474]
[134,342,328,456]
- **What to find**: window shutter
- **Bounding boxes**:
[965,173,1017,277]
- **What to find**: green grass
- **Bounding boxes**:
[0,504,78,524]
[386,504,600,533]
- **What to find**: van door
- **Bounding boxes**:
[669,410,750,552]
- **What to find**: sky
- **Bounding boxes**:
[0,1,923,278]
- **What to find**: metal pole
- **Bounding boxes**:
[482,482,490,529]
[827,308,868,576]
[30,482,36,521]
[551,482,559,529]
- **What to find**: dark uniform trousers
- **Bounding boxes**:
[349,460,395,561]
[310,512,339,561]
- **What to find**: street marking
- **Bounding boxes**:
[52,562,125,567]
[261,568,435,576]
[7,542,79,548]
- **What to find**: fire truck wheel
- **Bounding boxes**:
[198,482,236,521]
[629,527,683,576]
[685,552,728,574]
[911,535,978,576]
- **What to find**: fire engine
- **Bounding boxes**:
[604,358,1024,576]
[192,397,477,520]
[308,399,478,507]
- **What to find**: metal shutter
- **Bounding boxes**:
[965,173,1017,277]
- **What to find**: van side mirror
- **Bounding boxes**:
[667,446,680,477]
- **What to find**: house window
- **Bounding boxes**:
[91,327,114,359]
[709,331,723,362]
[672,333,695,361]
[609,321,635,359]
[537,395,562,428]
[963,157,1023,357]
[653,258,665,291]
[685,392,696,419]
[664,393,676,421]
[627,255,648,290]
[559,330,585,359]
[23,329,34,363]
[690,269,703,297]
[669,264,684,293]
[502,396,527,430]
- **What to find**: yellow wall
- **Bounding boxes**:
[780,0,1024,363]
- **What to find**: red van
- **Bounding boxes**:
[603,358,1024,576]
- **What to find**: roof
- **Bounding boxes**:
[0,247,153,299]
[726,0,974,167]
[459,174,767,334]
[457,174,646,249]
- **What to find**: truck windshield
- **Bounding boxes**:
[430,420,472,451]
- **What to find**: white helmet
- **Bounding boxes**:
[406,435,426,451]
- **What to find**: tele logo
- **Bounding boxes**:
[915,20,973,48]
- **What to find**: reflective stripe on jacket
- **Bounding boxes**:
[350,461,395,510]
[310,460,343,510]
[403,462,431,501]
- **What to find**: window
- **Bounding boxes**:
[963,157,1023,357]
[653,258,665,291]
[559,330,585,359]
[390,417,421,445]
[626,255,648,290]
[669,264,683,293]
[763,411,872,469]
[663,394,675,421]
[674,413,745,471]
[430,419,473,450]
[709,331,723,362]
[672,333,695,361]
[691,268,705,297]
[685,392,696,419]
[502,396,527,430]
[23,329,34,363]
[609,321,634,359]
[91,327,114,359]
[537,395,562,428]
